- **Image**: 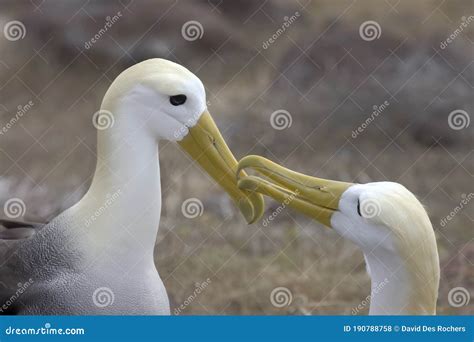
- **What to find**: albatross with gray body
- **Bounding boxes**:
[0,59,264,315]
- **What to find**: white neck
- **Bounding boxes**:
[77,104,162,262]
[364,252,410,315]
[364,249,436,315]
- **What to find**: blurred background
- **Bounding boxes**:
[0,0,472,314]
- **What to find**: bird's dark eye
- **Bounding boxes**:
[357,199,362,216]
[170,94,187,106]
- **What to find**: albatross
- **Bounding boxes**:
[0,59,264,315]
[237,155,440,315]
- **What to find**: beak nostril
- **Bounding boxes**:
[206,134,216,146]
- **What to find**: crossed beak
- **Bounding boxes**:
[236,155,353,227]
[178,111,264,224]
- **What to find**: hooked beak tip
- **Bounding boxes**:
[242,195,265,224]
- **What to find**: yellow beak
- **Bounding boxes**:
[236,155,352,227]
[178,112,264,224]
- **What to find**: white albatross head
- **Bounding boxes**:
[96,59,264,224]
[101,58,206,141]
[237,155,440,314]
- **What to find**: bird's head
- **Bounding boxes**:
[331,182,435,254]
[101,58,207,141]
[98,59,264,224]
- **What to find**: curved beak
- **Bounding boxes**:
[178,112,264,224]
[236,155,352,227]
